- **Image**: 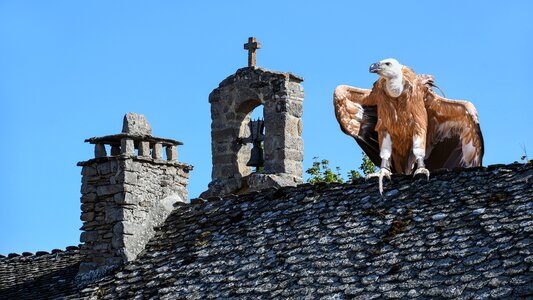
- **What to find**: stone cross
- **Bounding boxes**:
[243,37,261,67]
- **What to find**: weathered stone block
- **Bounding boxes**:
[123,159,141,172]
[105,207,124,222]
[81,203,95,212]
[81,212,95,222]
[115,192,140,205]
[284,136,304,151]
[93,243,110,251]
[94,202,106,212]
[95,144,107,158]
[123,171,138,184]
[122,112,152,135]
[212,128,236,139]
[220,165,240,178]
[284,149,304,161]
[96,184,124,196]
[213,142,231,154]
[264,161,284,174]
[152,143,163,159]
[284,160,303,177]
[245,173,301,192]
[111,235,124,248]
[82,193,97,203]
[138,141,150,157]
[166,145,178,161]
[213,154,239,165]
[81,182,97,194]
[120,138,134,155]
[283,115,302,137]
[287,101,303,118]
[80,231,98,242]
[112,222,124,235]
[80,221,96,231]
[96,162,112,175]
[82,166,98,176]
[113,193,125,204]
[113,221,136,235]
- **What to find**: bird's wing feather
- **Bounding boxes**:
[333,85,381,166]
[424,91,484,169]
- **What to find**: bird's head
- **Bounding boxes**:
[369,58,403,79]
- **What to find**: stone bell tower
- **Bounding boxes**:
[202,37,304,197]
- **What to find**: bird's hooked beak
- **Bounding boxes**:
[369,62,381,73]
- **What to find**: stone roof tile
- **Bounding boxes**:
[1,163,532,299]
[71,163,533,299]
[0,248,82,299]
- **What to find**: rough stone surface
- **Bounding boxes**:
[152,143,163,159]
[166,145,178,161]
[94,144,106,158]
[138,141,150,157]
[203,66,304,197]
[122,112,152,135]
[2,163,529,299]
[77,156,191,277]
[245,173,302,193]
[79,163,532,299]
[0,247,81,299]
[120,138,134,155]
[75,113,192,278]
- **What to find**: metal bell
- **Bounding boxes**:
[246,142,264,167]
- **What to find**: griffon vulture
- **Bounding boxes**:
[334,58,484,194]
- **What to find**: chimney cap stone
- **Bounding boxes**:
[122,112,152,136]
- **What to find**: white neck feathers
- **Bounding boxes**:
[384,75,404,98]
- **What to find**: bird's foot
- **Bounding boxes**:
[366,168,391,195]
[414,167,430,180]
[365,172,380,179]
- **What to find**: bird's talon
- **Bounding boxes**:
[365,172,380,179]
[414,167,430,180]
[376,168,392,195]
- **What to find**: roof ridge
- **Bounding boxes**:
[0,245,81,260]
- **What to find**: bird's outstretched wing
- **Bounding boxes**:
[333,85,381,167]
[424,90,484,170]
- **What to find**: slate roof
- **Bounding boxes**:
[0,247,82,299]
[1,163,532,299]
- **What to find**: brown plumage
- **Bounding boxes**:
[334,58,483,193]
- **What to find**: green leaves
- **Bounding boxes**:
[359,152,378,176]
[306,158,344,184]
[306,153,377,184]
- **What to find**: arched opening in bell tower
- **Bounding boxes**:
[237,99,265,176]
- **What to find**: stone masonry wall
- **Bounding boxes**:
[79,156,190,275]
[77,112,191,278]
[205,67,304,196]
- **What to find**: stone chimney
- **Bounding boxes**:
[77,113,192,277]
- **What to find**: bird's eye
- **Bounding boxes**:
[385,62,391,66]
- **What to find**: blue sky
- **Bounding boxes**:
[1,1,532,254]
